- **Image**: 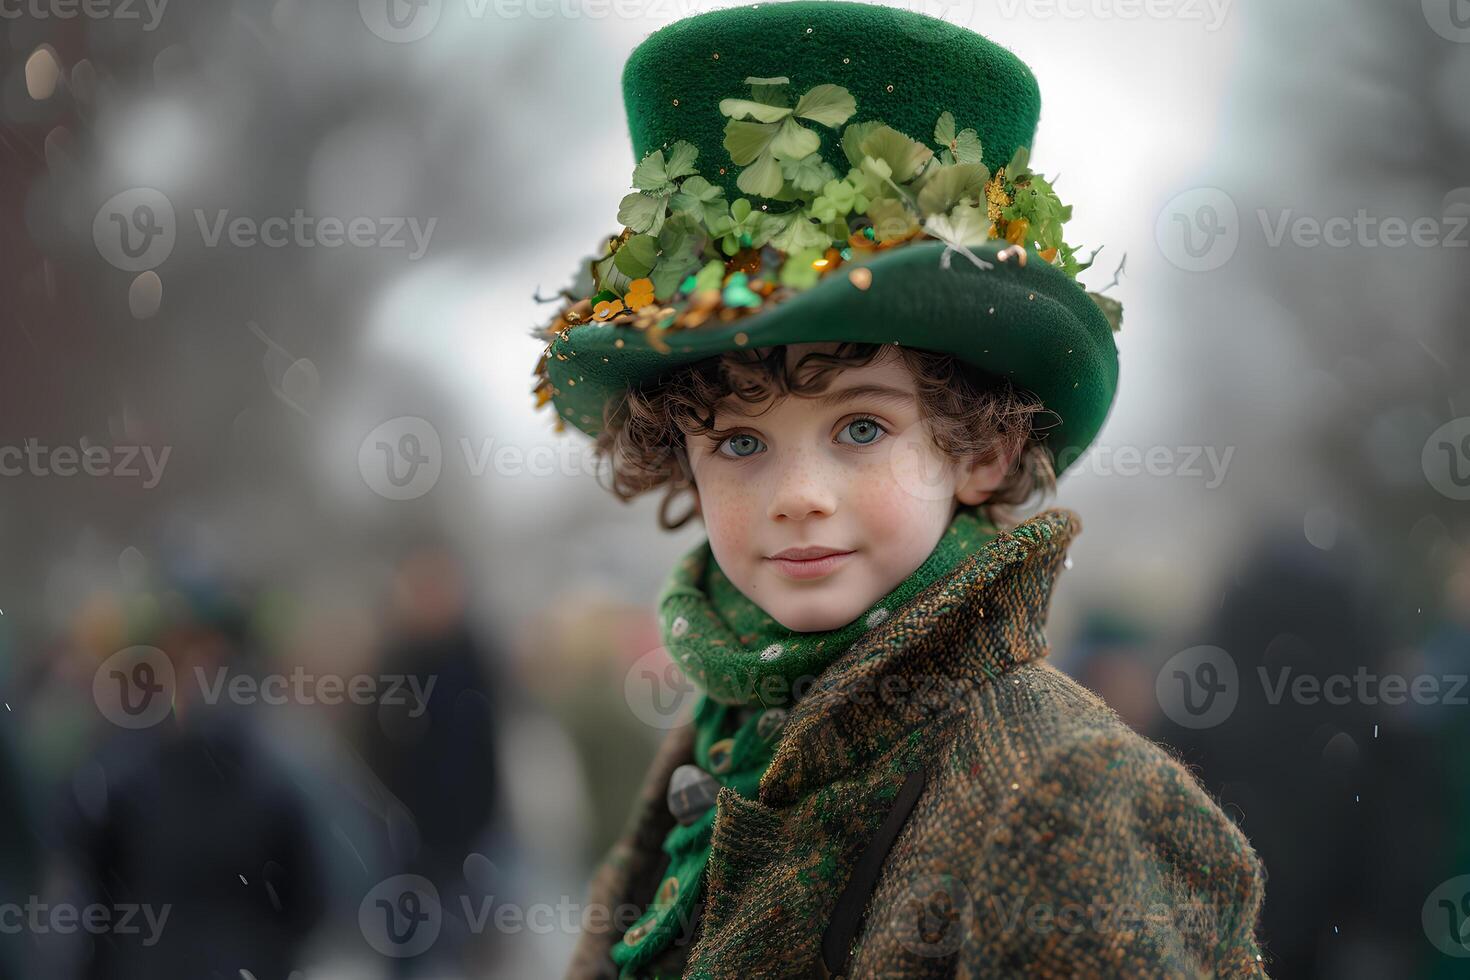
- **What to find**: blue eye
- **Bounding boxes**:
[717,433,765,459]
[837,417,886,446]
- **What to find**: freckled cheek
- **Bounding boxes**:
[696,471,760,555]
[846,454,919,545]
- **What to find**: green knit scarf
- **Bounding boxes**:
[610,507,1000,978]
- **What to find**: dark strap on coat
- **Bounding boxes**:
[820,766,928,978]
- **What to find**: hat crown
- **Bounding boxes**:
[622,1,1042,202]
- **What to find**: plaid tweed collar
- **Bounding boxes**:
[755,507,1081,808]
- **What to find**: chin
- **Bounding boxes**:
[769,601,862,634]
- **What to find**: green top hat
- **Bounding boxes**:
[530,0,1122,476]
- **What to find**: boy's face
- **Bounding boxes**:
[682,342,1010,633]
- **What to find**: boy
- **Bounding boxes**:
[530,3,1268,977]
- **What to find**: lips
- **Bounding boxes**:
[765,547,855,581]
[768,546,852,561]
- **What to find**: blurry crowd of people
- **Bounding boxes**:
[0,544,521,979]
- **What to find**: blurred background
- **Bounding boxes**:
[2,0,1469,976]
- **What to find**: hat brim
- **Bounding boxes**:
[543,238,1118,476]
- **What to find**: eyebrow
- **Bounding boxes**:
[706,383,915,432]
[814,384,916,409]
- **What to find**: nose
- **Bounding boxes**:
[766,452,837,522]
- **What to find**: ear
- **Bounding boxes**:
[954,444,1018,506]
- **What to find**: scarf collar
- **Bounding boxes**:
[657,506,1003,709]
[756,506,1081,807]
[612,508,1081,976]
[616,506,1005,977]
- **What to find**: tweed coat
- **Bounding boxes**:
[566,508,1270,979]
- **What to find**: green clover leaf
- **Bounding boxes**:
[811,177,869,223]
[858,125,933,184]
[864,198,919,243]
[792,84,857,128]
[921,201,991,247]
[649,212,708,301]
[778,247,827,289]
[840,120,885,168]
[721,81,855,200]
[692,258,726,293]
[845,165,893,205]
[1003,172,1071,250]
[915,162,990,217]
[781,152,838,194]
[766,210,832,252]
[612,233,659,279]
[709,197,776,255]
[631,140,699,195]
[618,190,670,236]
[670,175,729,229]
[933,111,984,167]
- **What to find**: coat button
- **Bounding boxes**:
[707,737,735,774]
[655,875,679,906]
[622,909,657,946]
[755,707,787,741]
[667,763,719,826]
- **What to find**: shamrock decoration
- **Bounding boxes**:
[933,111,983,166]
[719,77,857,198]
[618,140,699,236]
[531,71,1121,430]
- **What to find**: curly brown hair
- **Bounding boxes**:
[590,342,1059,531]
